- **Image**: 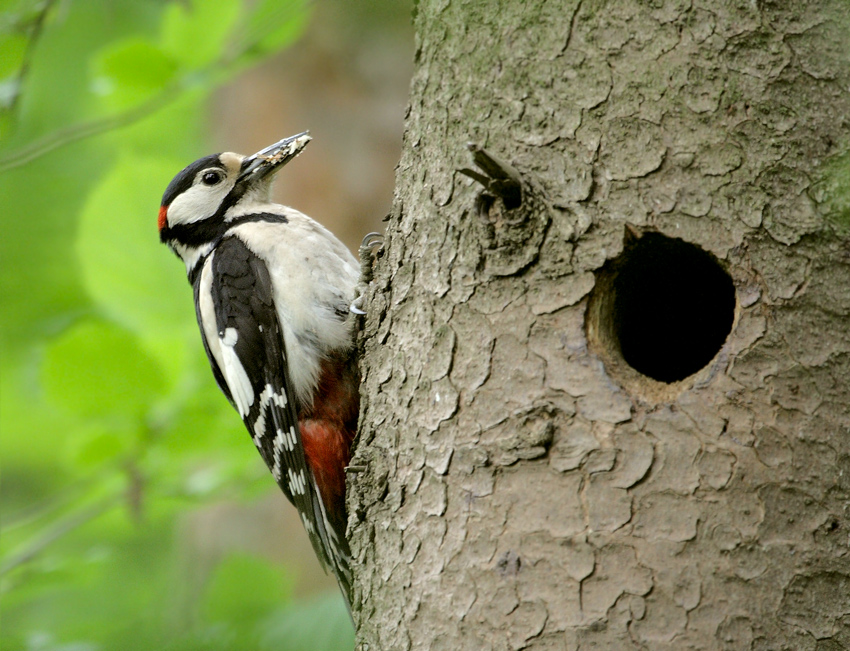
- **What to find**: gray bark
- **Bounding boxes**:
[349,1,850,649]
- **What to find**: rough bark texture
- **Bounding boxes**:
[349,1,850,649]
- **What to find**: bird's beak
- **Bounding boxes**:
[238,132,311,184]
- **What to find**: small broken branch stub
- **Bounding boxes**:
[460,142,523,211]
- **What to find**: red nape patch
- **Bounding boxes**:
[158,205,168,231]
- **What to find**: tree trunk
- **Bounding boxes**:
[349,1,850,649]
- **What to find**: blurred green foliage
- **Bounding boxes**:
[0,1,353,648]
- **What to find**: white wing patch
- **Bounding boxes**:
[219,329,254,417]
[273,424,297,453]
[301,511,315,534]
[198,261,254,418]
[288,468,307,495]
[271,425,298,480]
[271,430,284,480]
[252,383,289,440]
[221,326,238,346]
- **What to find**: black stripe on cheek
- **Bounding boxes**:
[162,218,229,248]
[162,212,289,249]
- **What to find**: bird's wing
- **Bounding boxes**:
[192,234,339,574]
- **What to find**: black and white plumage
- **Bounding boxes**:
[159,134,360,609]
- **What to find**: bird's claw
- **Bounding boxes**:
[360,232,384,253]
[350,232,384,317]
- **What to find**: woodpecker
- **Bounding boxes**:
[158,133,368,611]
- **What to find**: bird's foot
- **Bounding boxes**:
[350,232,384,315]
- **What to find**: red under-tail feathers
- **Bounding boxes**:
[298,352,359,533]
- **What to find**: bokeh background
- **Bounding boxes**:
[0,1,412,648]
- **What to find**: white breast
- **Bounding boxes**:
[228,207,359,407]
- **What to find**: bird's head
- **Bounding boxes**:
[158,132,311,263]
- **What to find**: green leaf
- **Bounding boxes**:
[240,0,309,59]
[91,38,177,108]
[0,364,71,473]
[42,318,165,420]
[202,554,293,635]
[67,427,127,468]
[259,592,354,651]
[75,154,198,375]
[160,0,240,69]
[0,33,28,80]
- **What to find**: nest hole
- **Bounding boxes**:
[590,231,736,385]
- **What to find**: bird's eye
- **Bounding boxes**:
[201,171,223,186]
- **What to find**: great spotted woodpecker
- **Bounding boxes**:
[159,133,371,612]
